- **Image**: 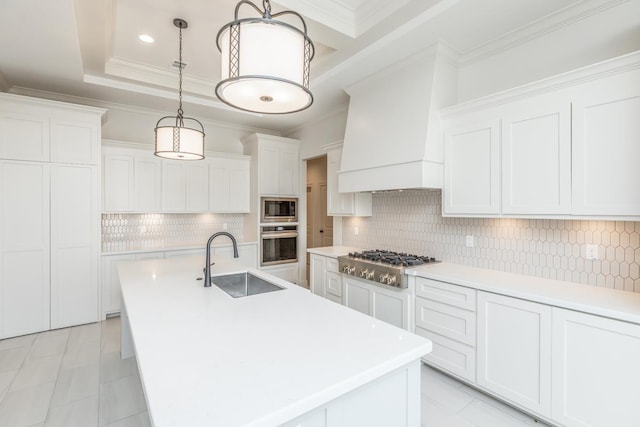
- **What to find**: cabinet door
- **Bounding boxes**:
[134,153,162,212]
[552,308,640,427]
[477,292,552,417]
[103,154,134,212]
[0,161,50,338]
[50,118,99,165]
[309,254,326,297]
[502,101,571,214]
[344,278,372,316]
[572,71,640,216]
[50,164,99,328]
[228,159,250,212]
[259,142,279,195]
[185,163,209,212]
[326,271,342,297]
[101,254,134,317]
[371,285,410,330]
[162,161,185,212]
[444,120,500,215]
[0,113,49,161]
[279,144,299,196]
[209,158,231,212]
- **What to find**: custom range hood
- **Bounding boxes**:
[338,45,457,193]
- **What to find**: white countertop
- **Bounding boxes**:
[118,256,431,427]
[408,262,640,324]
[306,246,362,258]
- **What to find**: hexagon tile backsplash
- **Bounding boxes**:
[101,213,244,253]
[342,190,640,293]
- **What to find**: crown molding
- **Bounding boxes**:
[8,86,276,134]
[273,0,355,37]
[460,0,629,64]
[355,0,411,36]
[105,57,213,97]
[441,49,640,117]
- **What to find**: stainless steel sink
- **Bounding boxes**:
[211,272,285,298]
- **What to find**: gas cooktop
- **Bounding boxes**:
[338,249,439,288]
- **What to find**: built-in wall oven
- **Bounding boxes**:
[260,225,298,266]
[261,197,298,223]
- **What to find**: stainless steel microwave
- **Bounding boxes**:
[261,197,298,223]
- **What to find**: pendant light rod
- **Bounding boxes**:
[174,18,187,122]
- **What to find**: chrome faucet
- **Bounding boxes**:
[204,231,239,288]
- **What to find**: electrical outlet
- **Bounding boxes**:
[222,223,228,231]
[354,227,359,236]
[585,244,599,260]
[465,235,474,248]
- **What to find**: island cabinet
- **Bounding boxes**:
[442,51,640,220]
[477,292,552,418]
[551,308,640,427]
[324,142,372,217]
[0,93,104,338]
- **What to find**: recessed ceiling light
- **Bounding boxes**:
[139,34,154,43]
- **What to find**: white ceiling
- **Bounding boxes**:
[0,0,624,134]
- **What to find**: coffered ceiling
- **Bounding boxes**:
[0,0,628,134]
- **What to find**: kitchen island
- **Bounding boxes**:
[117,256,431,427]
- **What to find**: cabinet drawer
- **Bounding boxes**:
[326,293,342,305]
[415,277,476,311]
[326,258,339,273]
[326,271,342,297]
[416,327,476,383]
[416,297,476,346]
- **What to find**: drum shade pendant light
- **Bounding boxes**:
[155,19,205,160]
[216,0,315,114]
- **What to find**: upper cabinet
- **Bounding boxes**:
[242,133,300,197]
[102,143,251,214]
[442,51,640,220]
[325,142,372,217]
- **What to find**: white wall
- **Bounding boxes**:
[285,106,348,160]
[457,0,640,102]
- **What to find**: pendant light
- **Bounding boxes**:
[216,0,315,114]
[155,18,205,160]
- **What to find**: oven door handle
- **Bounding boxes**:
[261,232,298,239]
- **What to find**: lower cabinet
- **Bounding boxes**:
[477,291,552,418]
[344,277,410,330]
[551,308,640,427]
[309,254,326,297]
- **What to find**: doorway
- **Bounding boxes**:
[306,156,333,284]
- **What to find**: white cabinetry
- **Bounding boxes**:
[413,277,477,382]
[344,277,410,330]
[443,52,640,219]
[0,93,104,338]
[242,134,300,197]
[209,156,250,213]
[0,161,50,338]
[133,152,162,212]
[571,70,640,216]
[325,143,372,217]
[103,153,134,212]
[551,308,640,427]
[502,100,571,215]
[50,164,99,329]
[477,292,552,418]
[309,254,326,297]
[444,120,500,215]
[162,161,209,212]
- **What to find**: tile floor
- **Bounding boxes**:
[0,319,551,427]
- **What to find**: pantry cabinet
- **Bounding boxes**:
[551,308,640,427]
[0,93,104,338]
[325,143,372,217]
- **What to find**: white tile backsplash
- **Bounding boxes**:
[101,213,244,253]
[342,190,640,293]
